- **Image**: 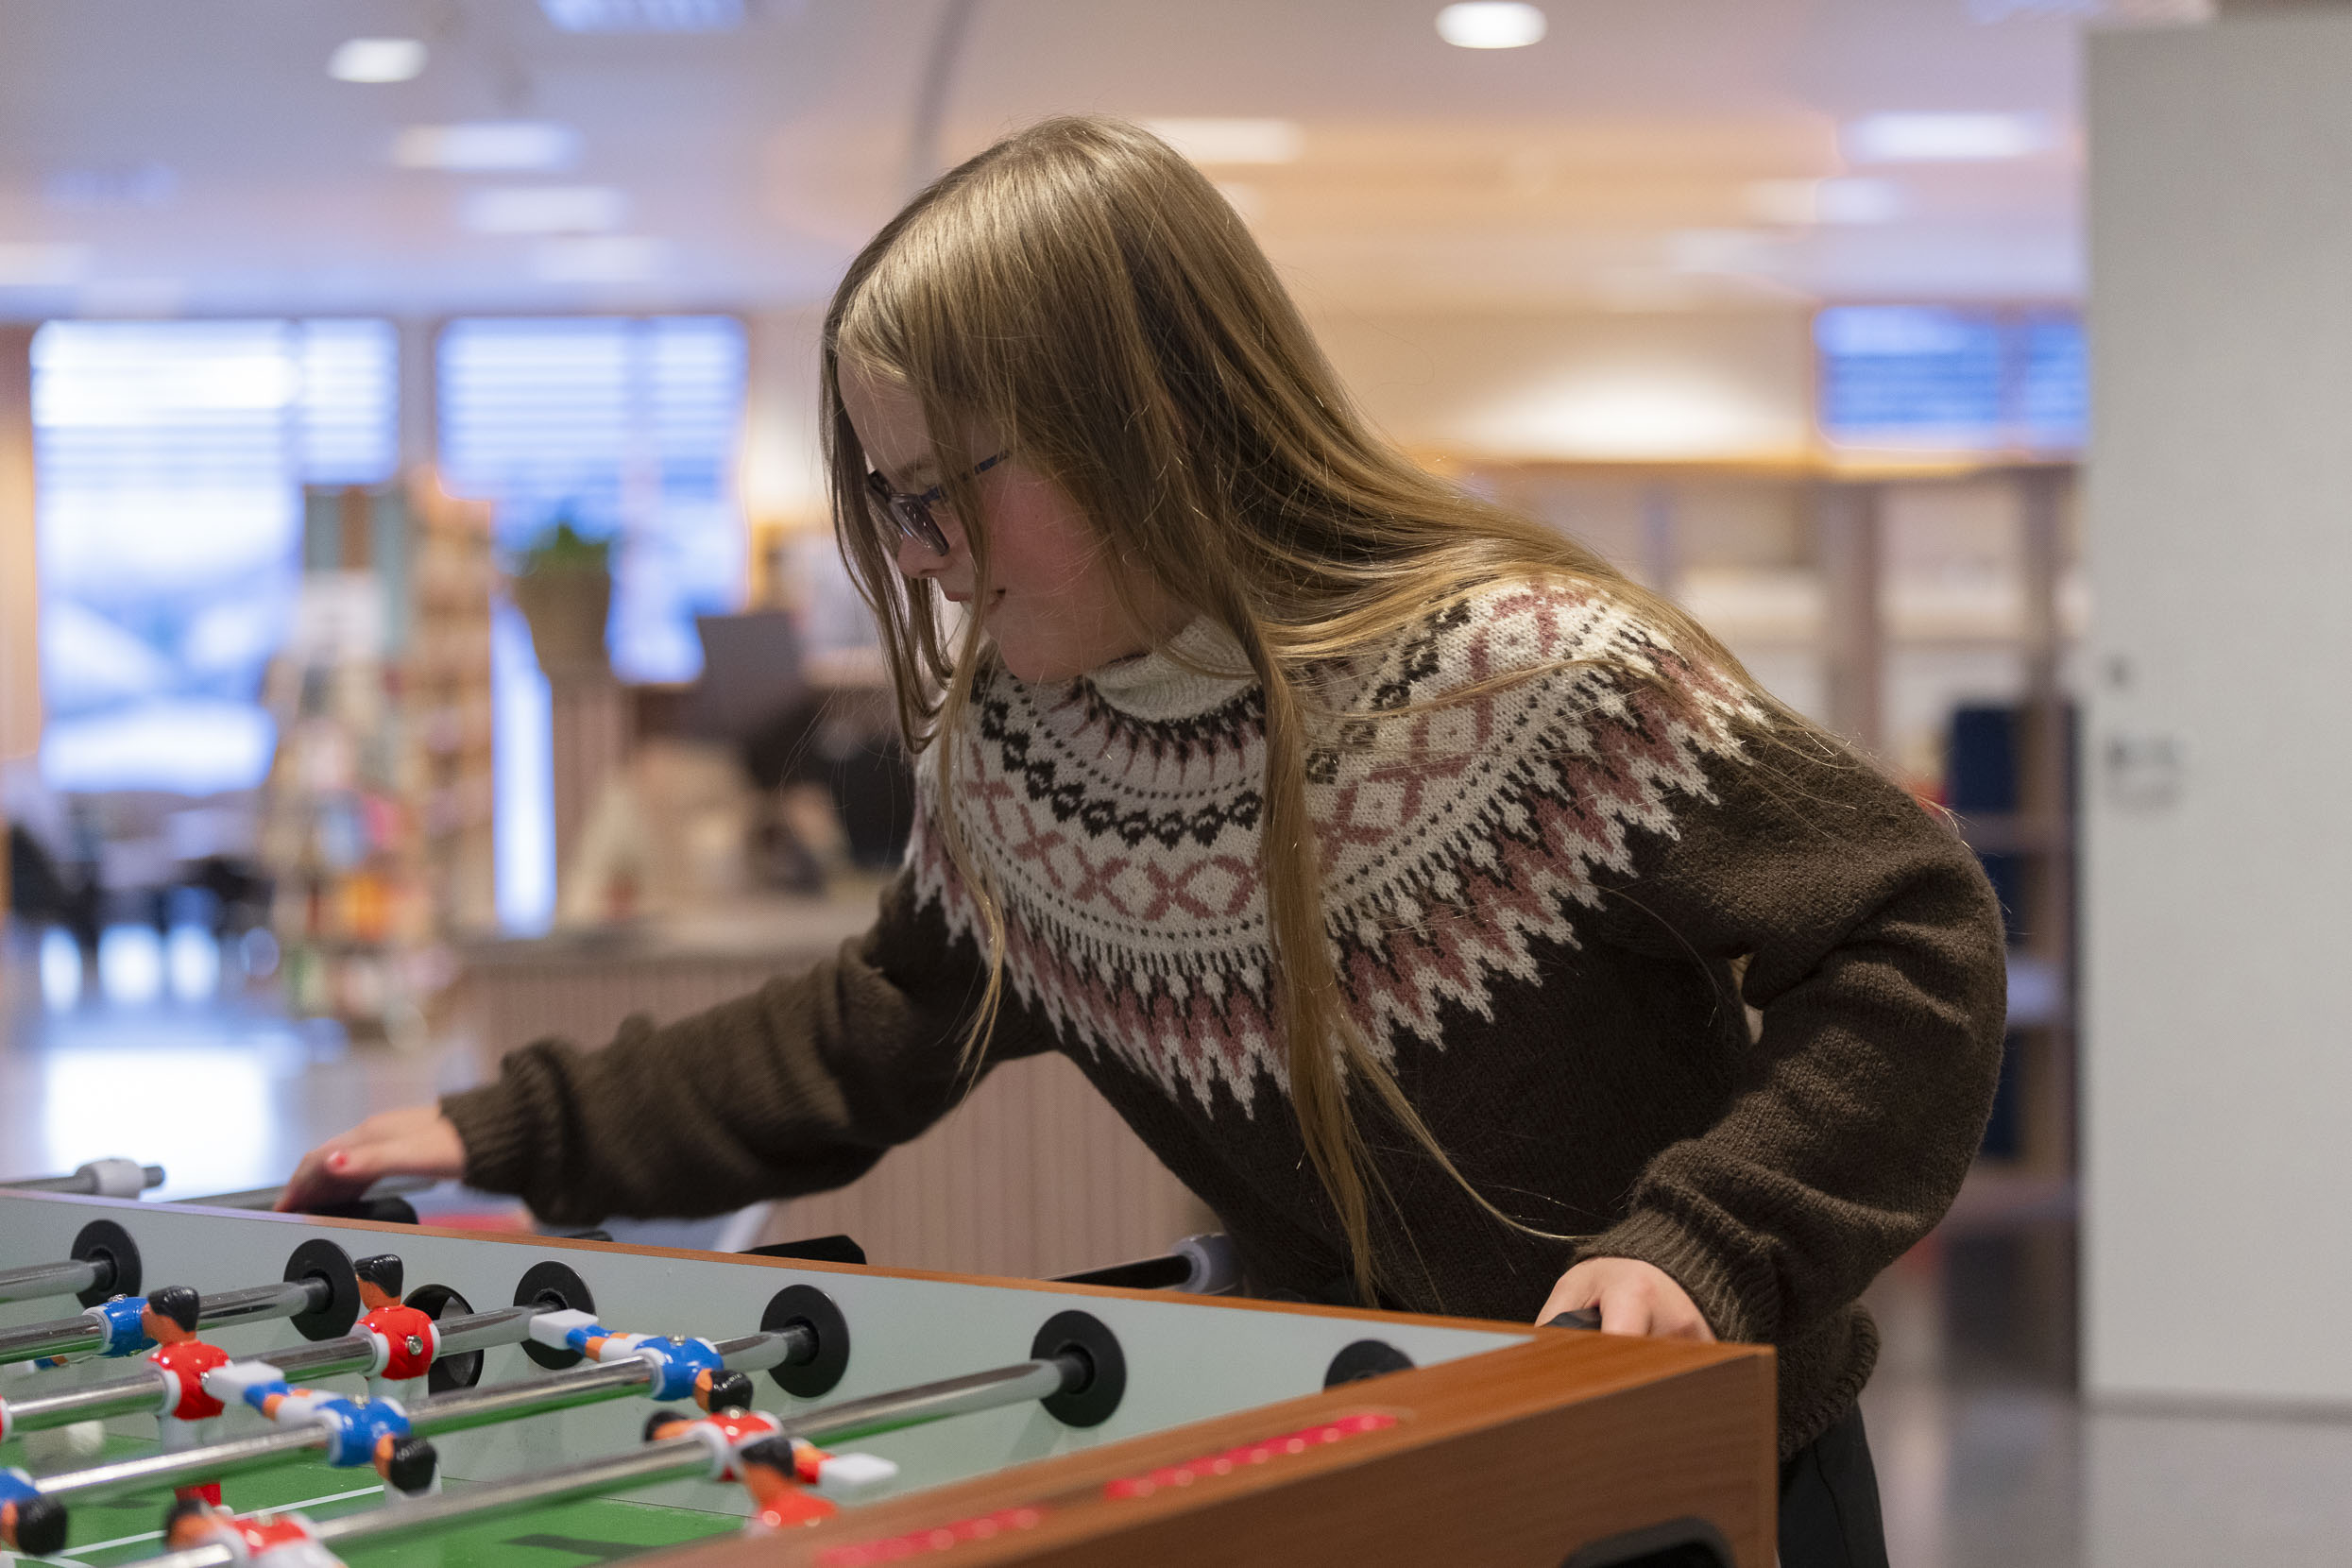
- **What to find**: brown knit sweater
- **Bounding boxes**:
[445,579,2006,1457]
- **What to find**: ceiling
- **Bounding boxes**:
[0,0,2211,322]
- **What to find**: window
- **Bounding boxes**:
[436,315,747,682]
[32,319,397,793]
[1815,305,2085,453]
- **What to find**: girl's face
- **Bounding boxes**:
[841,364,1188,682]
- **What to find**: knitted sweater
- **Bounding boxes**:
[445,579,2006,1457]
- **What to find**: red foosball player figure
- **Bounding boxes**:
[643,1406,897,1534]
[163,1498,345,1566]
[352,1255,438,1402]
[735,1435,839,1532]
[143,1285,231,1507]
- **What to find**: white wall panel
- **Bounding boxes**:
[2086,14,2352,1403]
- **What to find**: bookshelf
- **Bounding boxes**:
[253,473,495,1044]
[1455,453,2080,1179]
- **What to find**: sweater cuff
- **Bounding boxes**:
[439,1082,538,1201]
[1575,1207,1773,1346]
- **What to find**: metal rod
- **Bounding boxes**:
[0,1163,165,1196]
[31,1327,808,1504]
[416,1304,537,1358]
[0,1313,106,1364]
[0,1256,104,1306]
[38,1424,322,1502]
[134,1440,716,1568]
[410,1358,655,1437]
[331,1439,708,1550]
[0,1307,538,1436]
[114,1353,1089,1568]
[784,1356,1075,1446]
[0,1274,327,1365]
[0,1373,162,1431]
[405,1330,802,1437]
[194,1279,322,1331]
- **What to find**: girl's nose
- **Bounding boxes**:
[895,530,942,579]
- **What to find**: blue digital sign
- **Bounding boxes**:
[1816,305,2085,452]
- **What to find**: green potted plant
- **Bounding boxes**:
[509,514,613,679]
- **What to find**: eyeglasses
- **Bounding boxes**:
[864,451,1009,557]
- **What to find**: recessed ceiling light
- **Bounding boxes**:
[1844,112,2048,162]
[329,38,429,84]
[532,235,668,283]
[540,0,742,31]
[1141,119,1304,166]
[1745,178,1904,227]
[462,186,629,235]
[393,123,581,173]
[1436,3,1547,49]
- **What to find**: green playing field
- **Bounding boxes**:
[22,1437,741,1568]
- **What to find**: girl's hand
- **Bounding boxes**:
[1537,1256,1716,1342]
[277,1105,467,1212]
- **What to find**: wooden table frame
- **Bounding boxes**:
[7,1203,1778,1568]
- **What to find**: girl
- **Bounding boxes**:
[284,116,2005,1567]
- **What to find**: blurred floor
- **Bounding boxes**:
[11,938,2352,1559]
[1863,1205,2352,1565]
[0,928,469,1201]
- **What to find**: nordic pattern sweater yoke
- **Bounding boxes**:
[445,578,2008,1458]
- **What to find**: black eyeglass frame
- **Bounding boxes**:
[865,451,1010,557]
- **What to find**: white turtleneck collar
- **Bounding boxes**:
[1073,616,1256,723]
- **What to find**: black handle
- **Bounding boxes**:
[1545,1307,1603,1331]
[305,1196,419,1226]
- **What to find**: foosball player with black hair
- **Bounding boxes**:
[351,1254,438,1404]
[144,1284,236,1506]
[0,1468,67,1558]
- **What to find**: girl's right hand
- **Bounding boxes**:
[277,1105,468,1212]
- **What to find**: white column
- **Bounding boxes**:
[0,326,39,774]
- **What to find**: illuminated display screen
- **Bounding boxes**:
[1816,305,2084,452]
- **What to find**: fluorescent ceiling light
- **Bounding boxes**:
[532,235,668,283]
[1141,119,1303,165]
[329,38,428,83]
[0,242,93,286]
[462,185,629,235]
[1436,3,1547,48]
[394,122,580,173]
[1844,112,2048,162]
[1745,178,1904,227]
[540,0,743,30]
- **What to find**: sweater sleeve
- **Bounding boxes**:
[439,870,1038,1227]
[1574,715,2008,1349]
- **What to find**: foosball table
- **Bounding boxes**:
[0,1182,1776,1567]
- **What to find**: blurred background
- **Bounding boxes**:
[2,2,2343,1560]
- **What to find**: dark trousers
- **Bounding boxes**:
[1778,1406,1889,1568]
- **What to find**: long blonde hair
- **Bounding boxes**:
[822,115,1780,1304]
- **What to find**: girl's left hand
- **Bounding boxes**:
[1536,1257,1716,1342]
